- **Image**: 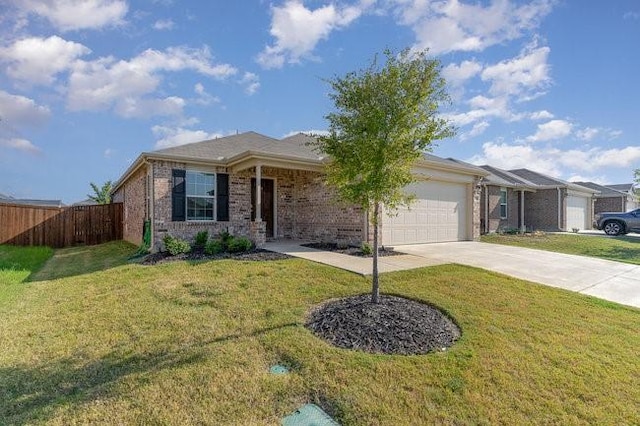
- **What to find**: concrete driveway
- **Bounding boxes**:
[394,242,640,309]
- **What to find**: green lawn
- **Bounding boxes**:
[481,233,640,265]
[1,242,638,425]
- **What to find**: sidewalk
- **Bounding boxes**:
[263,241,444,275]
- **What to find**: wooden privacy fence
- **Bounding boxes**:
[0,203,123,248]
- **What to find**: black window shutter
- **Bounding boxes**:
[217,173,229,221]
[172,169,186,221]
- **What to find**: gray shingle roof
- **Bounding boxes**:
[479,165,537,187]
[572,182,625,197]
[606,183,634,193]
[508,169,598,193]
[0,198,64,207]
[154,131,279,160]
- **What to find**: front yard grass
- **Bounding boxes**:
[481,233,640,265]
[1,241,638,424]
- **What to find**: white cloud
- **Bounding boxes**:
[257,0,368,68]
[391,0,554,55]
[152,125,223,149]
[576,127,599,141]
[0,137,41,154]
[15,0,128,31]
[0,35,90,85]
[459,120,489,141]
[481,44,551,99]
[441,59,482,86]
[104,148,113,158]
[239,72,260,95]
[525,119,572,142]
[0,90,51,127]
[115,96,185,118]
[623,11,639,20]
[153,19,174,30]
[469,142,640,178]
[469,141,561,175]
[283,129,329,138]
[67,46,237,115]
[559,146,640,171]
[193,83,219,105]
[529,110,554,120]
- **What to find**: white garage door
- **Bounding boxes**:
[566,195,588,231]
[382,180,468,245]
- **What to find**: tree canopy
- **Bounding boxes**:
[312,48,454,302]
[88,181,113,204]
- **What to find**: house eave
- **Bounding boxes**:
[416,158,489,178]
[227,151,325,172]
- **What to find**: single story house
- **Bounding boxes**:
[0,193,64,208]
[475,165,598,233]
[605,183,639,211]
[478,165,537,233]
[112,131,487,251]
[572,181,637,214]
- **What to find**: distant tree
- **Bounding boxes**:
[312,48,454,303]
[88,181,113,204]
[634,169,640,201]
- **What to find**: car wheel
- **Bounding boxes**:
[603,221,623,236]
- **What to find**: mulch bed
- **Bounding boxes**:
[306,294,460,355]
[302,242,404,257]
[138,247,292,265]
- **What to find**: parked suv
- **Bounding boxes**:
[593,209,640,235]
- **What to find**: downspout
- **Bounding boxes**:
[484,184,489,233]
[520,190,525,233]
[147,159,155,250]
[557,187,562,231]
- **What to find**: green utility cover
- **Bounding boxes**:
[270,364,289,374]
[281,403,340,426]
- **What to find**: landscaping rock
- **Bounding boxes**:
[138,248,292,265]
[306,294,460,355]
[302,242,404,257]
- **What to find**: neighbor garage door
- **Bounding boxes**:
[381,180,469,245]
[566,195,589,231]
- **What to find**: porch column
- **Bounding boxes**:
[255,164,262,221]
[520,190,525,233]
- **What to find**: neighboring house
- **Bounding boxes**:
[605,183,639,211]
[507,169,598,232]
[474,165,600,233]
[571,182,634,214]
[478,165,538,233]
[0,194,64,208]
[112,131,487,251]
[72,198,100,206]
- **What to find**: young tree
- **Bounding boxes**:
[312,49,454,303]
[88,180,113,204]
[634,169,640,201]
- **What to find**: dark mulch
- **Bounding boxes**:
[306,294,460,355]
[302,242,405,257]
[138,247,292,265]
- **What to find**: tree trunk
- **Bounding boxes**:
[371,202,380,304]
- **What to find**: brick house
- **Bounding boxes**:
[112,132,487,251]
[573,182,639,213]
[477,166,598,233]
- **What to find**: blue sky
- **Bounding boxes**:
[1,0,638,204]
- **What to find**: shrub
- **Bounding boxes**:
[218,230,233,250]
[194,230,209,248]
[227,236,253,253]
[204,239,225,255]
[361,242,373,255]
[163,235,191,256]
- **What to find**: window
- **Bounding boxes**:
[499,188,507,219]
[186,171,216,221]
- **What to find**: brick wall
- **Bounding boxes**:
[113,165,147,245]
[149,162,365,250]
[480,186,521,233]
[524,188,562,231]
[594,197,624,214]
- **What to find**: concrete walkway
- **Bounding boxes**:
[264,240,640,309]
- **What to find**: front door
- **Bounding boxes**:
[251,178,275,238]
